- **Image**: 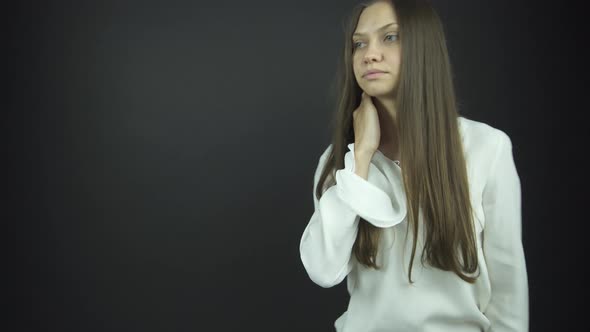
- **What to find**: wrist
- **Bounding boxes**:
[354,148,374,160]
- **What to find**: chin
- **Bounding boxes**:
[362,85,395,98]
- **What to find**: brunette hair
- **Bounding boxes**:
[315,0,479,283]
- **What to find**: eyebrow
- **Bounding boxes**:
[353,22,399,37]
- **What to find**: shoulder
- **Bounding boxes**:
[318,143,334,163]
[458,117,517,189]
[313,144,336,191]
[458,116,513,157]
[314,143,334,176]
[459,116,509,142]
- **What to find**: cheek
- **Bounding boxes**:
[391,55,401,70]
[352,58,362,79]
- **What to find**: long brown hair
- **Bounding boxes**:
[315,0,479,283]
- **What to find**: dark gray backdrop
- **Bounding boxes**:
[12,0,586,331]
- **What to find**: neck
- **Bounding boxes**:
[373,96,398,146]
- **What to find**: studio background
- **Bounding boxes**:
[11,0,586,331]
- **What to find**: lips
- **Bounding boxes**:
[363,69,387,77]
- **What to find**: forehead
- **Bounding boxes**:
[355,1,398,32]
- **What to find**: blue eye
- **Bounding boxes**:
[353,34,398,50]
[385,34,399,42]
[353,41,365,49]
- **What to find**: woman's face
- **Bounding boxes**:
[352,0,401,98]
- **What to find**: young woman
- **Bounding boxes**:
[299,0,529,331]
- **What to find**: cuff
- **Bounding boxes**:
[334,143,407,228]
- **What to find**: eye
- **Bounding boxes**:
[353,41,365,49]
[385,34,399,42]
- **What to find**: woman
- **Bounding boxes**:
[299,0,529,331]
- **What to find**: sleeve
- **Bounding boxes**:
[481,131,529,331]
[299,144,406,288]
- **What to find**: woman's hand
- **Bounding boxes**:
[353,92,381,156]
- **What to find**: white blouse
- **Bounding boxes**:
[299,116,529,332]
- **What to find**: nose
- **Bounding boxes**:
[363,43,383,64]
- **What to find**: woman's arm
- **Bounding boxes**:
[299,144,406,288]
[481,131,529,331]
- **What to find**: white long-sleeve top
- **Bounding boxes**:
[299,116,529,332]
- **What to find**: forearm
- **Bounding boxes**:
[353,149,374,180]
[300,188,360,288]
